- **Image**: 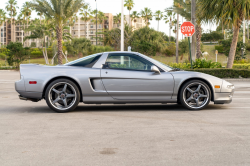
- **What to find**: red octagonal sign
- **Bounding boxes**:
[181,22,195,37]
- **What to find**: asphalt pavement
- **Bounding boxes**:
[0,70,250,166]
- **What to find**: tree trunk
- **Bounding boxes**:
[169,19,171,42]
[227,26,240,68]
[196,24,202,59]
[129,10,131,27]
[176,14,179,63]
[158,20,159,31]
[191,0,196,60]
[248,20,249,40]
[56,26,63,65]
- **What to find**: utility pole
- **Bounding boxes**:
[95,0,97,45]
[176,14,179,63]
[121,0,124,51]
[191,0,196,60]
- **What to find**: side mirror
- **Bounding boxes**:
[151,65,161,74]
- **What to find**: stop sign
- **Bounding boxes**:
[181,22,195,37]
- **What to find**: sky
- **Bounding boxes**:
[0,0,217,39]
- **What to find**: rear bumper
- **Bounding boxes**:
[16,90,43,100]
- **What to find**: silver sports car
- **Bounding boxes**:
[15,51,235,113]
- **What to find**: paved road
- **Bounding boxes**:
[0,70,250,166]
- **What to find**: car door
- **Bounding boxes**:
[100,53,174,100]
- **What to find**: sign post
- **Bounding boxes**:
[215,50,218,62]
[181,22,195,69]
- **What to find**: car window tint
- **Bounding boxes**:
[105,53,154,71]
[67,54,101,67]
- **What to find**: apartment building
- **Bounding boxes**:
[0,20,42,47]
[0,14,146,47]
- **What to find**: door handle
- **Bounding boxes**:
[105,71,108,74]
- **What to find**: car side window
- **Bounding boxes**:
[69,54,101,68]
[105,53,154,71]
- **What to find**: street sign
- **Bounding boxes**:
[181,22,195,37]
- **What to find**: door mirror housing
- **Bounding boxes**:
[151,66,161,74]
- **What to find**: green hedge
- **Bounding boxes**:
[214,45,224,53]
[187,69,250,78]
[233,64,250,69]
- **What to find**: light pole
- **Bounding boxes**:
[95,0,97,45]
[121,0,124,51]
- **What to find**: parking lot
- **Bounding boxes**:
[0,70,250,166]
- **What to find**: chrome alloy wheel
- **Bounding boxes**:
[48,82,77,111]
[183,82,209,109]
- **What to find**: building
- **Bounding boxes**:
[1,19,42,47]
[0,14,146,47]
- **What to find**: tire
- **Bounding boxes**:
[45,79,80,113]
[179,80,211,110]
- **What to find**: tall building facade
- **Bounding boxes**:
[0,14,146,47]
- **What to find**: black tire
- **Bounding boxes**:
[179,80,211,110]
[45,79,80,113]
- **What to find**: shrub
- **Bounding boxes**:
[0,53,6,59]
[187,69,250,78]
[164,42,176,56]
[169,59,222,69]
[214,45,224,53]
[131,40,157,56]
[220,39,246,60]
[233,64,250,69]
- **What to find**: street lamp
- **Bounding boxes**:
[121,0,124,51]
[95,0,97,45]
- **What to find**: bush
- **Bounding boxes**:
[88,45,115,55]
[201,31,224,42]
[214,45,224,53]
[132,40,157,56]
[169,59,222,69]
[0,53,6,59]
[233,64,250,69]
[164,42,176,56]
[220,39,246,60]
[187,69,250,78]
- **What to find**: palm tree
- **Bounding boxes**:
[130,11,140,25]
[20,2,32,47]
[80,3,92,39]
[124,0,134,27]
[155,10,163,31]
[140,7,152,26]
[113,13,121,28]
[97,11,107,44]
[30,0,84,65]
[197,0,250,68]
[5,0,18,43]
[164,10,175,42]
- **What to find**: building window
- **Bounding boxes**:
[90,25,94,28]
[99,24,102,28]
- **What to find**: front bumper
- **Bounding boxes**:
[214,92,234,104]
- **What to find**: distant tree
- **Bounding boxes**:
[130,11,140,26]
[140,7,153,26]
[155,10,163,31]
[64,38,92,58]
[5,0,18,42]
[124,0,134,27]
[6,42,29,68]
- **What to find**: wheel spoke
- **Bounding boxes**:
[66,94,75,98]
[187,88,193,93]
[186,96,193,102]
[63,99,68,107]
[199,94,208,98]
[62,84,67,92]
[195,99,199,106]
[52,88,60,94]
[52,97,61,104]
[195,85,201,92]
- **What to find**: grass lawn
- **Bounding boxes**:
[1,45,250,67]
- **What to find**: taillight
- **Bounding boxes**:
[29,81,37,84]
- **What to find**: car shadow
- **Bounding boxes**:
[24,103,227,113]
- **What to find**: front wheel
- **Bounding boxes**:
[180,80,211,110]
[45,79,80,113]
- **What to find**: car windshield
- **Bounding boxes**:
[64,53,102,66]
[137,53,173,71]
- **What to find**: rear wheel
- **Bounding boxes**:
[45,79,80,113]
[180,80,211,110]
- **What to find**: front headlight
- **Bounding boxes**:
[227,85,235,89]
